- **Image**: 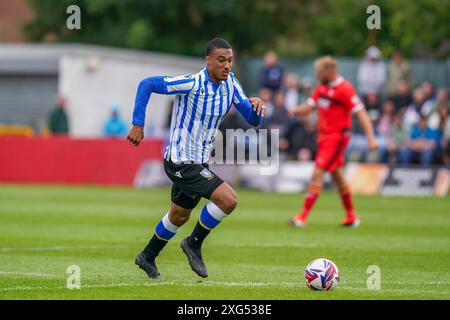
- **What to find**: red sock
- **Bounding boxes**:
[339,186,355,218]
[298,184,321,221]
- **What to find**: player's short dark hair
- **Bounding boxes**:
[205,38,232,56]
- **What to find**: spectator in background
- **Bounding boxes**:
[364,92,382,122]
[427,88,448,129]
[48,96,69,135]
[403,87,424,133]
[375,99,395,162]
[420,81,437,116]
[357,46,386,98]
[283,73,300,112]
[388,113,408,164]
[400,115,440,167]
[267,90,289,129]
[391,80,413,112]
[258,87,274,125]
[280,117,317,161]
[443,108,450,166]
[103,105,128,137]
[259,51,283,92]
[385,50,412,96]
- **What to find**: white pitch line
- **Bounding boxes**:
[1,280,450,296]
[0,271,61,278]
[0,245,130,252]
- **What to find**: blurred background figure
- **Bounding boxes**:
[391,80,413,113]
[420,81,437,116]
[385,50,412,97]
[403,87,424,133]
[375,99,396,163]
[259,51,284,93]
[387,113,408,165]
[47,96,69,135]
[357,46,386,100]
[267,90,289,129]
[427,88,449,129]
[283,73,301,112]
[400,115,441,167]
[103,105,128,137]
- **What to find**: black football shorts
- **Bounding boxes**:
[163,159,224,209]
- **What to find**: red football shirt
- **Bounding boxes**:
[307,76,364,136]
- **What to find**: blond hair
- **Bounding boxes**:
[314,55,337,70]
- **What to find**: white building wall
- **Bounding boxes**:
[59,47,203,137]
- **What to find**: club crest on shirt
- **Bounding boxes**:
[200,168,214,180]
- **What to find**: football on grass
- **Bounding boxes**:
[304,258,339,291]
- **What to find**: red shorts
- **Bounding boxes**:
[315,133,350,172]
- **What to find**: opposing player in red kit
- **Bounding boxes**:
[288,56,377,228]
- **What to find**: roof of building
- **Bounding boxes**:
[0,43,202,75]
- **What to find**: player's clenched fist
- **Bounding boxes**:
[368,136,378,152]
[127,125,144,146]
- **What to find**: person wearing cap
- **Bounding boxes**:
[103,104,128,137]
[357,46,386,98]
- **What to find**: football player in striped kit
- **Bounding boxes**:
[128,38,266,279]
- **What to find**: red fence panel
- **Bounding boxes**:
[0,137,164,185]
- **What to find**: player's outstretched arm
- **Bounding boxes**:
[128,74,194,147]
[288,103,314,118]
[356,108,378,151]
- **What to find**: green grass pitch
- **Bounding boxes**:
[0,184,449,300]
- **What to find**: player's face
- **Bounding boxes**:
[206,48,233,82]
[316,66,331,84]
[316,66,336,84]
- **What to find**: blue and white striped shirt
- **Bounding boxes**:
[132,67,261,164]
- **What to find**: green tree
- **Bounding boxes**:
[24,0,449,58]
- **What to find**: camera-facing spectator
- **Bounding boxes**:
[388,113,408,164]
[427,88,449,129]
[364,92,382,122]
[103,105,128,137]
[375,99,395,162]
[391,80,413,112]
[385,50,412,96]
[280,117,317,162]
[403,87,424,133]
[442,107,450,166]
[259,51,284,92]
[47,96,69,135]
[421,81,437,116]
[400,115,441,167]
[283,73,300,112]
[357,46,386,97]
[267,90,289,129]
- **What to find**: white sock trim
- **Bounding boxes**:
[206,202,228,221]
[161,213,179,233]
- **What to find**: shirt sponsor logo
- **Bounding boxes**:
[317,98,330,109]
